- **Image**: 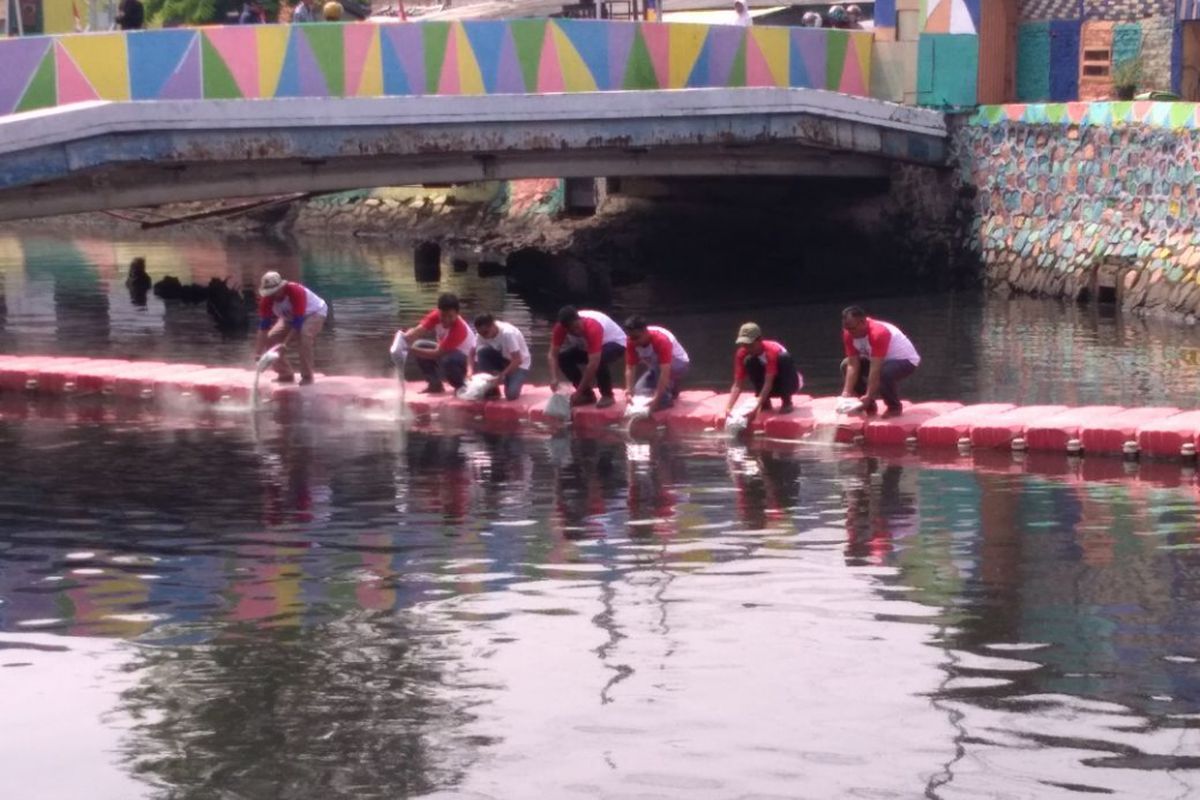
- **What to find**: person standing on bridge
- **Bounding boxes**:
[623,316,690,412]
[840,306,920,417]
[292,0,317,22]
[240,0,266,23]
[549,306,626,409]
[404,293,475,395]
[723,322,802,419]
[116,0,144,29]
[256,271,329,386]
[473,313,531,401]
[733,0,753,26]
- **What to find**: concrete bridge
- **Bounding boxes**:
[0,20,948,221]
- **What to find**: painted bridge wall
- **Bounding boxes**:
[0,19,874,116]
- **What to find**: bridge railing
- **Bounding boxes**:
[0,19,872,116]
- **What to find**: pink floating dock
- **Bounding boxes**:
[2,354,1200,463]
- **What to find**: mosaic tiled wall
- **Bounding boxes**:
[0,20,874,116]
[957,103,1200,315]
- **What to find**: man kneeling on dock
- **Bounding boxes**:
[840,306,920,416]
[256,271,329,385]
[549,306,626,409]
[723,322,802,419]
[404,292,476,394]
[473,313,531,400]
[624,316,690,411]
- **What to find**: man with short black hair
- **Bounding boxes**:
[473,313,531,400]
[840,306,920,416]
[548,306,626,408]
[403,292,475,394]
[623,316,689,411]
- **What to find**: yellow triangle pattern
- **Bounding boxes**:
[551,23,598,92]
[358,28,383,97]
[750,26,789,87]
[852,34,871,87]
[668,24,707,88]
[256,25,290,99]
[61,33,129,100]
[454,22,486,95]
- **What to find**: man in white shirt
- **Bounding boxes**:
[733,0,752,26]
[473,313,531,401]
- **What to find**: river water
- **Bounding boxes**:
[2,232,1200,799]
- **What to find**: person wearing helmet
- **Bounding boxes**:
[733,0,752,26]
[322,0,343,20]
[800,10,822,26]
[826,4,849,27]
[845,3,863,27]
[255,271,330,385]
[722,322,802,419]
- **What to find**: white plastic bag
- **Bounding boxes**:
[389,330,409,365]
[458,373,497,400]
[724,398,760,436]
[544,391,571,421]
[624,395,654,422]
[836,396,864,415]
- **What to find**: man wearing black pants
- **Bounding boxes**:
[840,306,920,416]
[548,306,627,408]
[723,322,803,419]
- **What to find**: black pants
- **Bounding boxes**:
[744,353,800,403]
[842,357,917,411]
[558,342,625,397]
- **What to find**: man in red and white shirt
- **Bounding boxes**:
[402,292,476,394]
[840,306,920,415]
[255,271,329,385]
[723,322,803,419]
[548,306,627,408]
[622,315,690,411]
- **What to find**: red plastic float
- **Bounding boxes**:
[915,403,1018,448]
[969,405,1069,449]
[1079,407,1182,455]
[863,401,964,446]
[1024,406,1126,452]
[1136,410,1200,459]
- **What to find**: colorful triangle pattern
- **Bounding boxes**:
[0,21,877,112]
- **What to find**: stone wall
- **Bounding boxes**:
[955,103,1200,320]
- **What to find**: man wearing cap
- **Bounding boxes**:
[403,292,476,394]
[255,271,329,385]
[623,316,690,411]
[841,305,920,416]
[548,306,626,408]
[723,323,801,419]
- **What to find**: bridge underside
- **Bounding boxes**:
[0,89,948,222]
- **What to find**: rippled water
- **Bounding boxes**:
[2,232,1200,798]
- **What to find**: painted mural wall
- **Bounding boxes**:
[0,20,874,116]
[957,102,1200,317]
[873,0,980,107]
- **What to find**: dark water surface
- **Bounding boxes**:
[2,232,1200,799]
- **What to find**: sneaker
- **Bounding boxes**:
[596,395,615,409]
[882,404,904,418]
[273,375,295,384]
[421,384,445,395]
[571,391,596,407]
[779,401,794,414]
[298,376,314,386]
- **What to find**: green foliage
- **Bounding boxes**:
[144,0,281,24]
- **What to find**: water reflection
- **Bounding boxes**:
[1,417,1200,796]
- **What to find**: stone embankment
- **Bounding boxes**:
[955,103,1200,322]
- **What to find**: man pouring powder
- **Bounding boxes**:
[255,271,329,385]
[840,306,920,416]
